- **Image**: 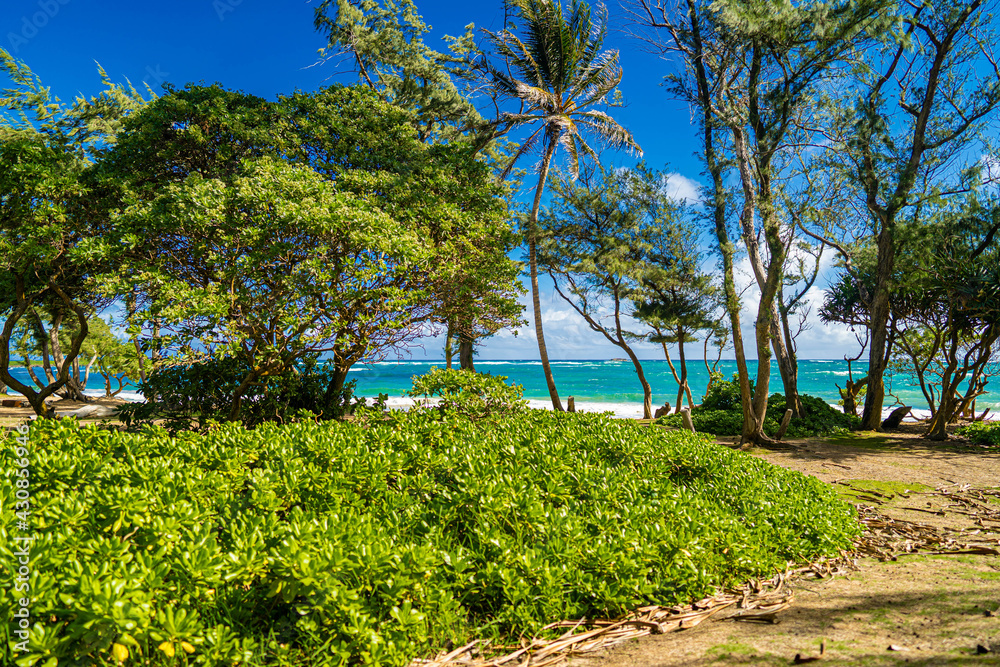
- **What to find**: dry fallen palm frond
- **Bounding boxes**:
[412,567,838,667]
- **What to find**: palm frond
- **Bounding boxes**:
[498,124,544,180]
[576,110,641,155]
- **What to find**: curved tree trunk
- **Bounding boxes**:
[528,133,563,411]
[0,282,90,419]
[658,335,686,413]
[624,346,653,419]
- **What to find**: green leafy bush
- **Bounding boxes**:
[407,367,527,419]
[2,412,858,666]
[956,420,1000,449]
[699,373,745,411]
[774,393,859,438]
[117,354,360,431]
[658,375,858,437]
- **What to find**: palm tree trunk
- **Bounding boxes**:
[529,133,563,411]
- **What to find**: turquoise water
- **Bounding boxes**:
[348,359,1000,412]
[7,359,997,413]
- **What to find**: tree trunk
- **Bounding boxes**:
[228,370,263,423]
[528,133,563,411]
[444,321,454,369]
[732,124,782,445]
[624,347,653,419]
[22,354,44,390]
[839,375,868,417]
[29,310,57,386]
[133,338,147,383]
[861,227,896,430]
[775,299,803,417]
[680,0,757,442]
[658,335,686,413]
[458,332,475,371]
[324,359,355,414]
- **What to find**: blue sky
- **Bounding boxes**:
[3,0,857,360]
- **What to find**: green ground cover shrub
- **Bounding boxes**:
[956,420,1000,449]
[407,367,527,419]
[2,411,859,666]
[658,375,859,437]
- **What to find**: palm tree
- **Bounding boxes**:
[483,0,640,411]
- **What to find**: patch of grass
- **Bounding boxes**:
[836,479,933,502]
[706,640,785,666]
[707,640,759,656]
[922,556,1000,581]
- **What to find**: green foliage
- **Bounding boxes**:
[117,355,359,432]
[0,53,144,415]
[2,412,859,666]
[660,375,858,437]
[100,84,522,406]
[772,394,860,438]
[407,367,527,419]
[699,373,745,411]
[312,0,485,143]
[956,421,1000,450]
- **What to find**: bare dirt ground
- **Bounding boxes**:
[568,426,1000,667]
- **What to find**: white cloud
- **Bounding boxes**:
[661,172,702,204]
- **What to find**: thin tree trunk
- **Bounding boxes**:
[658,334,685,413]
[625,346,653,420]
[23,353,45,390]
[731,125,779,445]
[529,133,563,411]
[775,302,803,417]
[29,310,57,386]
[444,321,454,369]
[861,228,895,430]
[684,0,755,442]
[678,333,693,410]
[82,351,97,389]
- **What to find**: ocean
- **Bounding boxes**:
[344,358,998,419]
[5,359,997,420]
